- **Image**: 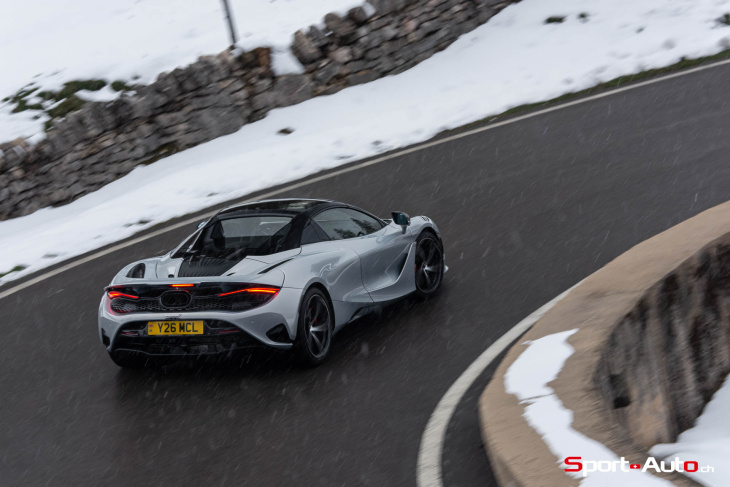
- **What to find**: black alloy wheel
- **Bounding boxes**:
[294,288,334,366]
[415,232,444,298]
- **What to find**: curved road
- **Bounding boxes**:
[3,61,730,486]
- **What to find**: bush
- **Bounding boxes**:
[47,95,85,119]
[111,80,132,92]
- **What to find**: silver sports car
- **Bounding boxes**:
[98,198,445,367]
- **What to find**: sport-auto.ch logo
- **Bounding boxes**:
[564,456,714,477]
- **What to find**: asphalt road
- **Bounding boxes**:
[3,61,730,487]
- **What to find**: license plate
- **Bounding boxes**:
[147,320,204,335]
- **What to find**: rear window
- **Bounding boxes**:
[220,216,291,239]
[199,215,293,256]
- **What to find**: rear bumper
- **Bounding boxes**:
[110,322,269,357]
[98,287,303,354]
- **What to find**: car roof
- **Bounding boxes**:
[217,198,338,217]
[215,199,386,231]
[187,198,387,255]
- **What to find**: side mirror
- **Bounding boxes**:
[391,211,410,227]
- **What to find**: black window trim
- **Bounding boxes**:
[300,218,331,246]
[310,205,387,227]
[309,218,332,243]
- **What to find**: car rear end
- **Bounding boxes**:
[98,278,302,365]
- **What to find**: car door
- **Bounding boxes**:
[312,207,412,294]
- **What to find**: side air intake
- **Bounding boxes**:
[126,263,146,278]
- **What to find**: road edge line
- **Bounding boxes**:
[416,283,581,487]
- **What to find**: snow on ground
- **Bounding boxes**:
[650,375,730,486]
[75,86,128,103]
[3,0,730,282]
[505,330,672,486]
[0,0,361,141]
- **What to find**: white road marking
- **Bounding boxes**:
[1,57,729,302]
[416,283,581,487]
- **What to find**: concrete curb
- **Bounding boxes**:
[479,200,730,486]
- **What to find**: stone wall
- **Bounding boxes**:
[478,200,730,486]
[0,0,517,221]
[594,243,730,449]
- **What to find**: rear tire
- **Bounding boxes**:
[293,288,334,366]
[414,231,444,299]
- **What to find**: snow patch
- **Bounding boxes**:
[650,374,730,486]
[271,48,305,75]
[505,330,672,486]
[75,86,122,103]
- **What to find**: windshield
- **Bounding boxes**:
[193,215,293,258]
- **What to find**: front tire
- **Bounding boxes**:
[294,288,334,366]
[414,231,444,299]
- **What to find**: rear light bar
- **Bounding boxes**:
[105,284,279,300]
[107,291,139,300]
[218,287,280,297]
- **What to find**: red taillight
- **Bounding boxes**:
[107,291,139,300]
[171,283,194,288]
[218,287,279,297]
